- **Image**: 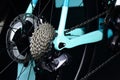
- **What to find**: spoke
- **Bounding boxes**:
[0,0,40,79]
[0,46,29,74]
[38,0,51,18]
[0,61,14,74]
[80,50,120,80]
[0,46,18,58]
[74,45,87,80]
[38,0,41,17]
[50,0,54,24]
[1,0,53,79]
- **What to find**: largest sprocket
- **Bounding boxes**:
[30,23,55,60]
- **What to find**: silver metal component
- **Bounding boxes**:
[52,53,68,70]
[30,23,55,60]
[6,14,38,63]
[115,0,120,6]
[40,53,69,72]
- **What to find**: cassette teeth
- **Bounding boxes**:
[30,23,55,60]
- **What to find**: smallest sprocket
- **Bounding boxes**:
[30,23,55,60]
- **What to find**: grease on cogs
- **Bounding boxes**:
[30,23,55,60]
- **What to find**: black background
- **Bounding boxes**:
[0,0,120,80]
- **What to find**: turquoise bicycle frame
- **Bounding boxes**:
[17,0,114,80]
[53,0,113,50]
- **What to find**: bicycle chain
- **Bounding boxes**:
[65,10,109,33]
[67,9,119,80]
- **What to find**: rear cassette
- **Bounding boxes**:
[30,23,55,60]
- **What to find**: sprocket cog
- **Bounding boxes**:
[30,23,55,60]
